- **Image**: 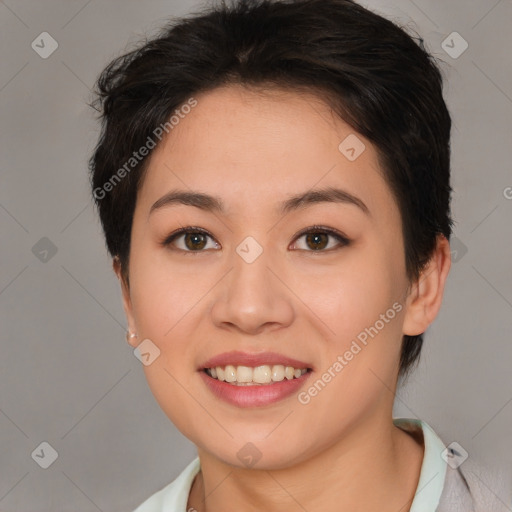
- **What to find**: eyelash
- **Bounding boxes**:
[160,225,351,255]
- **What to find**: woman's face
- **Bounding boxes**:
[119,84,419,469]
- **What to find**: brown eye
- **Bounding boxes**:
[304,232,329,250]
[183,232,208,250]
[291,226,351,252]
[162,227,219,253]
[162,225,350,254]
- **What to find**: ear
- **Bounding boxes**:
[402,234,452,336]
[113,256,139,348]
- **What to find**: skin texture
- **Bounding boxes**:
[114,84,451,511]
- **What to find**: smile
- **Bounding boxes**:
[204,364,309,385]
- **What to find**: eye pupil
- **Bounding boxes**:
[306,232,328,250]
[185,233,207,250]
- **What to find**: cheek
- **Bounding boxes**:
[300,253,398,335]
[298,250,405,380]
[129,261,203,429]
[129,246,206,339]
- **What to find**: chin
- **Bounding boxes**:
[201,438,312,471]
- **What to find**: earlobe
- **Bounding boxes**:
[402,234,452,336]
[112,256,139,347]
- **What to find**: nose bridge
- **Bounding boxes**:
[210,234,294,333]
[229,234,275,308]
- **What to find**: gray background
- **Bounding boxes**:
[1,0,511,510]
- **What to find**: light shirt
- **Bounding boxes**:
[131,417,496,511]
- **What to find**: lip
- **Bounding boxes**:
[199,368,312,408]
[199,350,313,371]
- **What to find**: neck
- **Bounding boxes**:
[188,413,424,512]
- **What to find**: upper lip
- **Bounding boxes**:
[200,351,313,370]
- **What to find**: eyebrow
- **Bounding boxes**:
[149,186,370,217]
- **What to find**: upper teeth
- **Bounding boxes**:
[206,365,308,384]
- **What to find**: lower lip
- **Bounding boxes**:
[199,370,312,408]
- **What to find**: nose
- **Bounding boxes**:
[210,243,295,335]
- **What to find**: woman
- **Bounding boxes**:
[88,0,509,510]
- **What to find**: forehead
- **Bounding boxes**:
[137,85,397,222]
